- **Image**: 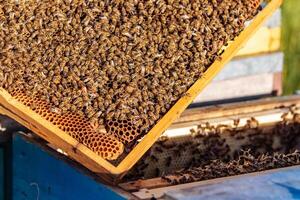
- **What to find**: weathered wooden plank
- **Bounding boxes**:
[194,73,275,103]
[175,95,300,127]
[214,52,283,82]
[264,9,281,28]
[119,166,300,199]
[129,166,300,199]
[164,166,300,200]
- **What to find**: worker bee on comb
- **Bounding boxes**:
[0,0,261,156]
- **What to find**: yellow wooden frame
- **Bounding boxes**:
[0,0,283,181]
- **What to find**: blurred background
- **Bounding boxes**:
[282,0,300,94]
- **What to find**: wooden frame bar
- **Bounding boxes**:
[173,95,300,128]
[128,165,300,199]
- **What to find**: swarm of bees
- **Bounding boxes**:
[125,108,300,181]
[161,149,300,185]
[0,0,261,149]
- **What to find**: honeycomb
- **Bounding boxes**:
[162,149,300,185]
[9,89,124,160]
[106,119,142,143]
[0,0,263,161]
[247,0,262,11]
[125,107,300,180]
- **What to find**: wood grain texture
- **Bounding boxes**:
[214,52,283,82]
[193,73,275,103]
[130,166,300,199]
[174,95,300,128]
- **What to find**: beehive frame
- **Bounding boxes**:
[0,0,282,181]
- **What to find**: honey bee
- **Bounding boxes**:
[246,117,259,129]
[51,96,59,106]
[154,168,160,177]
[149,155,159,162]
[86,107,97,119]
[161,175,173,183]
[154,146,163,153]
[50,107,62,114]
[233,119,240,127]
[165,156,172,167]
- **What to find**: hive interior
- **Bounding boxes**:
[0,0,262,160]
[124,107,300,182]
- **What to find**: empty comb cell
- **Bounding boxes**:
[250,0,263,9]
[106,118,142,143]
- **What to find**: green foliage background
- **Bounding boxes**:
[282,0,300,94]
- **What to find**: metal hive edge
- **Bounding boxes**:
[0,0,283,181]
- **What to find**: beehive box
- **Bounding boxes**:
[0,0,282,181]
[119,96,300,199]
